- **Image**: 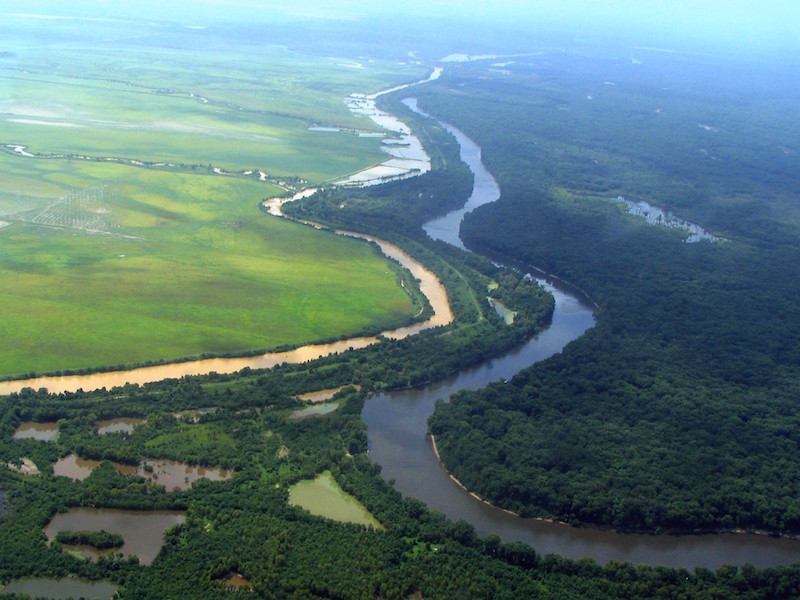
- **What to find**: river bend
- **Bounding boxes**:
[362,94,800,569]
[3,72,799,568]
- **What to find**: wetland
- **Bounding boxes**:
[2,7,800,599]
[44,508,186,565]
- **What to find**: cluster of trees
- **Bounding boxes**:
[421,51,800,534]
[3,367,800,598]
[3,51,800,597]
[55,529,124,550]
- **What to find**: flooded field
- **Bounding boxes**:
[53,454,233,490]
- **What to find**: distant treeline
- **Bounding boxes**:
[421,52,800,533]
[4,56,800,598]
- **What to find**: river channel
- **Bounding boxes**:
[3,72,800,569]
[362,95,800,569]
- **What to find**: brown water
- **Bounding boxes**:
[12,421,59,441]
[52,454,233,490]
[0,233,450,396]
[44,507,185,565]
[298,385,361,403]
[95,417,145,434]
[0,577,117,599]
[52,454,104,480]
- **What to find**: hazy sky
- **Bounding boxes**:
[4,1,799,55]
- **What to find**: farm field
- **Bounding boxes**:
[0,17,426,378]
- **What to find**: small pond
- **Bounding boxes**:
[52,454,233,491]
[96,417,145,435]
[44,507,186,565]
[12,421,59,441]
[290,402,339,420]
[53,454,105,480]
[488,297,516,325]
[297,385,360,403]
[1,577,118,599]
[289,471,383,529]
[615,195,723,243]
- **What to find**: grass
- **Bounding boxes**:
[0,154,414,377]
[145,423,235,457]
[0,35,426,182]
[288,471,384,529]
[0,22,429,378]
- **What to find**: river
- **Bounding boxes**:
[0,235,451,396]
[362,95,800,569]
[3,73,800,568]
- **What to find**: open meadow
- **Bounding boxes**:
[0,17,428,378]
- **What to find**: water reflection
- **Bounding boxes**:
[615,195,723,243]
[44,507,185,565]
[52,454,233,491]
[0,577,118,600]
[12,421,59,441]
[291,402,339,420]
[96,417,145,435]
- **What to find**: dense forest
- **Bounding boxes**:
[423,51,800,533]
[4,48,800,598]
[3,374,800,598]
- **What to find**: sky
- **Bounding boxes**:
[4,1,799,56]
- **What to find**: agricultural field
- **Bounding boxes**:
[0,16,428,378]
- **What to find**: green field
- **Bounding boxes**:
[289,471,384,529]
[0,21,426,182]
[0,23,427,378]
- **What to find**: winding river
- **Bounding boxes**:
[3,72,800,568]
[0,233,451,396]
[362,95,800,569]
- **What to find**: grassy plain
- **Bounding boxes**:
[0,154,414,377]
[0,21,428,378]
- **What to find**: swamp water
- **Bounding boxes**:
[44,507,185,565]
[53,454,233,491]
[1,577,117,599]
[12,421,59,441]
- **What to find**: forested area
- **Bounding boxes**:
[423,52,800,533]
[4,52,800,598]
[3,375,800,598]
